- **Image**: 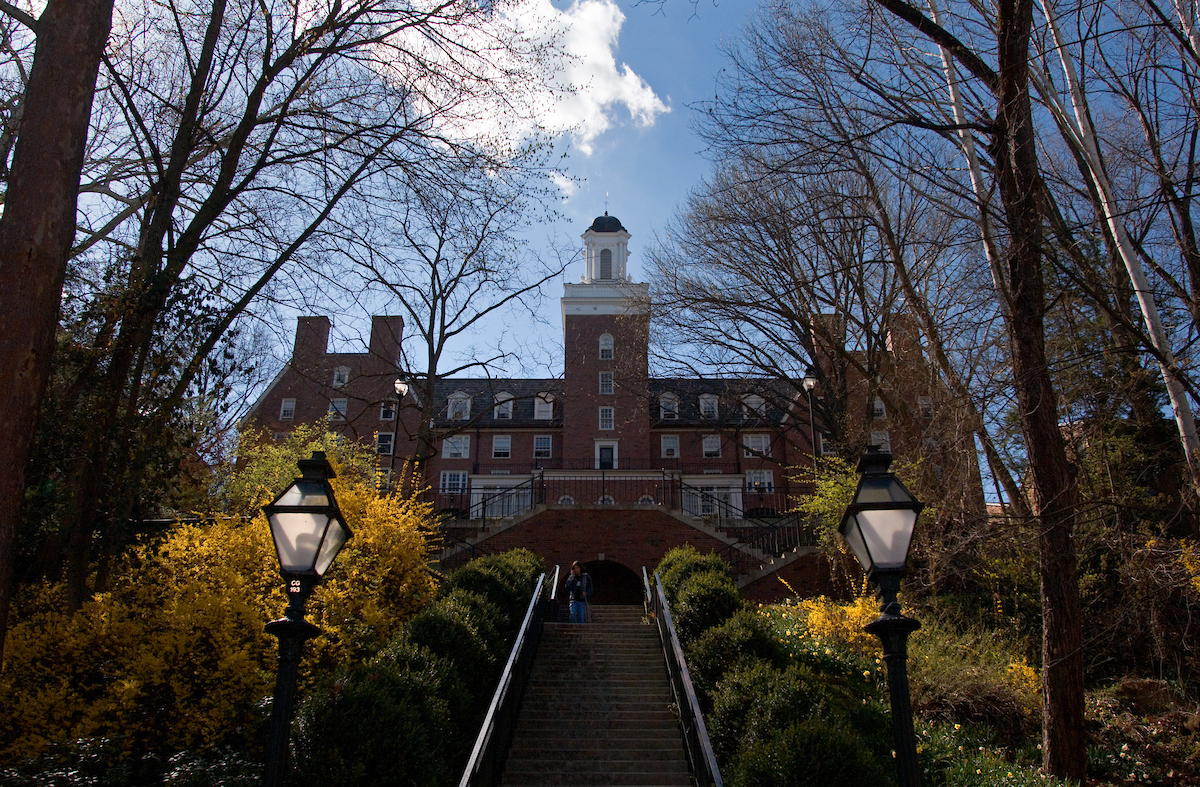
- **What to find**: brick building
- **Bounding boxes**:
[245,212,980,601]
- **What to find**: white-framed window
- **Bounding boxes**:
[328,398,348,420]
[638,494,656,504]
[699,394,718,419]
[703,435,722,458]
[599,406,615,430]
[492,435,511,459]
[448,392,471,420]
[819,433,835,456]
[376,432,394,455]
[376,467,393,490]
[534,393,554,419]
[533,435,552,459]
[599,333,614,360]
[440,470,468,494]
[743,433,771,457]
[380,400,396,420]
[742,394,766,418]
[280,398,296,420]
[871,430,892,452]
[660,393,679,420]
[600,248,613,279]
[746,469,775,493]
[442,435,470,459]
[661,434,680,458]
[597,494,616,505]
[332,366,350,387]
[873,397,887,419]
[918,396,933,419]
[599,371,614,395]
[494,392,513,419]
[558,495,576,505]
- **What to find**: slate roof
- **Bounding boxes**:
[430,378,563,428]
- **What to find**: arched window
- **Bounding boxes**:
[494,392,513,419]
[599,248,613,279]
[599,333,614,359]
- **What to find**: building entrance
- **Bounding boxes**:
[582,560,644,605]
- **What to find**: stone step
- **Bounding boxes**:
[503,757,691,776]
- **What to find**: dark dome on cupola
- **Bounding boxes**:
[588,212,625,233]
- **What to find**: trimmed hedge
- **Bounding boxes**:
[655,545,731,606]
[686,609,788,703]
[673,569,743,644]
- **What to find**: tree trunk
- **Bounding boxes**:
[992,0,1086,778]
[0,0,115,658]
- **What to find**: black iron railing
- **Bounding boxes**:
[457,565,557,787]
[646,569,724,787]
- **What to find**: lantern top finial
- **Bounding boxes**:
[297,451,335,481]
[857,446,893,475]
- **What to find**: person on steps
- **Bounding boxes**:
[565,560,593,623]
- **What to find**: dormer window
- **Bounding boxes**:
[534,393,554,419]
[494,392,514,419]
[600,248,613,279]
[660,393,679,420]
[332,366,350,387]
[699,394,718,419]
[599,333,614,360]
[448,392,471,420]
[742,394,766,419]
[873,397,887,419]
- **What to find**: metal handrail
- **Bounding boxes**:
[457,567,555,787]
[647,570,724,787]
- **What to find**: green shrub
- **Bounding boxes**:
[729,718,895,787]
[686,610,787,703]
[908,617,1039,742]
[441,549,542,632]
[290,643,468,787]
[403,591,500,701]
[655,545,731,605]
[708,661,830,764]
[672,569,743,644]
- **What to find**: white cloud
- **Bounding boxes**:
[530,0,671,155]
[550,171,582,198]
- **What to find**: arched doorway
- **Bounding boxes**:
[582,560,644,605]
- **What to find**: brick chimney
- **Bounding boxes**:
[292,316,331,362]
[369,315,404,367]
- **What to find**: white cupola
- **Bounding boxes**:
[581,212,631,283]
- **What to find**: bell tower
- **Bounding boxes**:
[561,212,651,469]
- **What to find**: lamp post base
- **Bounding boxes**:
[866,611,921,787]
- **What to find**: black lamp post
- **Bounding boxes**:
[838,447,924,787]
[802,369,818,476]
[262,451,352,787]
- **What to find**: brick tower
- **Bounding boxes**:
[561,213,651,469]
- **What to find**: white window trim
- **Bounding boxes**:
[440,470,469,494]
[534,393,554,419]
[599,371,614,395]
[280,398,296,421]
[742,394,766,418]
[599,333,614,360]
[745,469,775,493]
[332,366,350,387]
[494,393,514,419]
[328,398,348,421]
[533,435,552,459]
[448,392,471,420]
[661,434,680,458]
[660,394,679,420]
[743,433,771,457]
[699,394,718,419]
[599,406,615,430]
[376,432,394,455]
[703,435,722,458]
[870,430,891,452]
[379,400,396,421]
[873,397,887,419]
[442,435,471,459]
[492,435,512,459]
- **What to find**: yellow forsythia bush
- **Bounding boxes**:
[0,428,437,765]
[797,595,879,656]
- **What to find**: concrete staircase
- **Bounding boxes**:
[501,605,693,786]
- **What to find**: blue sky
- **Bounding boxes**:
[299,1,757,374]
